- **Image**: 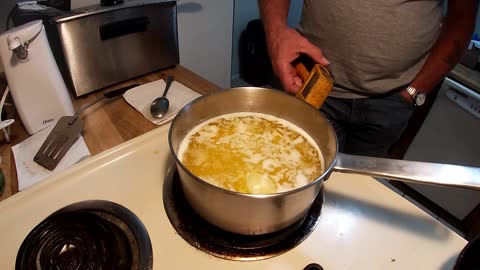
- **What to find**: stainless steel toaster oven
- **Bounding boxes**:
[52,0,179,96]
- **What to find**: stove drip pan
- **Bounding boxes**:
[16,200,153,270]
[163,165,324,261]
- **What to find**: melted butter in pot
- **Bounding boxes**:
[178,112,324,194]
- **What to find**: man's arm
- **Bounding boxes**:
[259,0,329,94]
[402,0,478,102]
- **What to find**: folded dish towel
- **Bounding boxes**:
[123,79,201,126]
[12,125,90,191]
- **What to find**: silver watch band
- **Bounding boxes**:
[405,85,426,106]
[405,86,417,97]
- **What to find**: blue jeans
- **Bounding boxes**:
[320,91,414,157]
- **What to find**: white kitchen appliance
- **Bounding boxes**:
[404,77,480,221]
[0,124,467,269]
[0,20,74,135]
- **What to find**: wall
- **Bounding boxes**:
[177,0,233,88]
[230,0,258,81]
[230,0,302,81]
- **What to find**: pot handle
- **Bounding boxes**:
[333,153,480,190]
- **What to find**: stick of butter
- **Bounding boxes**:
[294,60,333,110]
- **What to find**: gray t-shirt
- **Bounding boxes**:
[298,0,443,98]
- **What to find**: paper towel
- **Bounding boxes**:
[12,125,90,191]
[123,79,201,126]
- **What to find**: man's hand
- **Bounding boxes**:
[266,26,330,94]
[259,0,329,94]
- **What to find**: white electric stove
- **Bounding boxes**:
[0,124,467,269]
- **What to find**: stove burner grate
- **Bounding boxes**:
[16,200,153,270]
[163,165,324,261]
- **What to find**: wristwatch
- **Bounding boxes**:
[404,86,426,106]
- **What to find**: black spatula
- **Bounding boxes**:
[34,84,139,170]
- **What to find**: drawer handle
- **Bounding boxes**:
[99,16,150,40]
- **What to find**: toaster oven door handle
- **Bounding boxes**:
[99,16,151,40]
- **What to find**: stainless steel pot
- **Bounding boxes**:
[168,87,480,235]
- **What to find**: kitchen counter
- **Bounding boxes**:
[0,65,220,201]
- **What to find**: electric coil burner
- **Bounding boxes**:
[15,200,153,270]
[163,165,324,261]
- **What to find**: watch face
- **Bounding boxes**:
[415,93,426,106]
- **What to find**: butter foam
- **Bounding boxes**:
[178,112,324,194]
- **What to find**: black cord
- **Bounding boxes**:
[5,4,19,31]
